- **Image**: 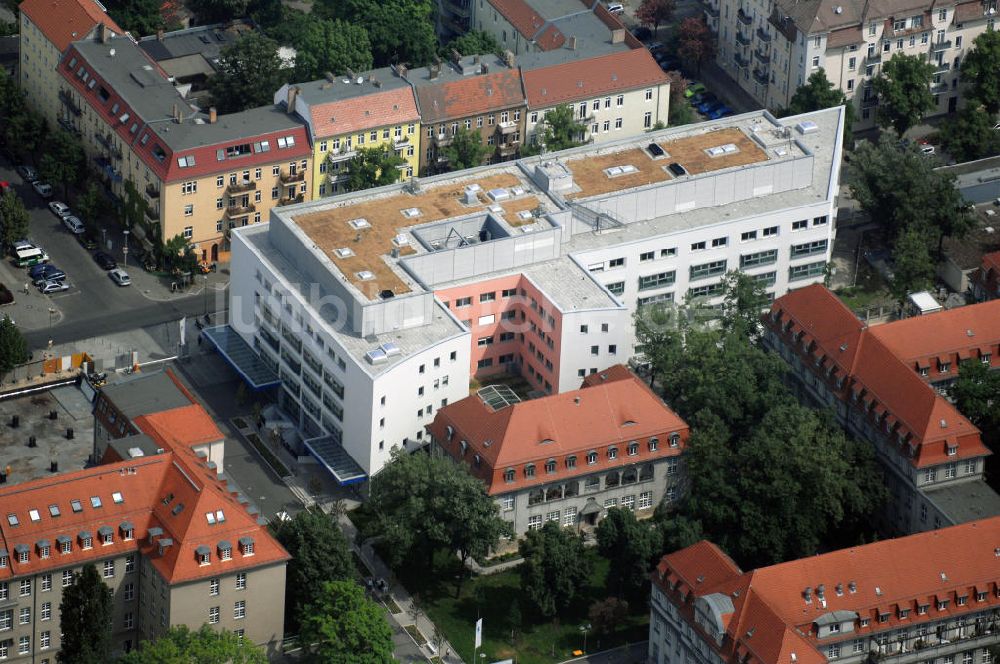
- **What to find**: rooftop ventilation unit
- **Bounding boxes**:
[462,186,480,205]
[365,348,388,364]
[348,218,370,230]
[488,188,511,202]
[380,342,401,357]
[401,207,421,218]
[773,147,788,157]
[511,185,526,196]
[705,143,739,157]
[392,233,410,247]
[604,164,638,177]
[517,210,534,221]
[796,120,819,135]
[356,270,375,281]
[334,247,355,259]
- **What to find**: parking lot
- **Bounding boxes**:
[0,158,230,344]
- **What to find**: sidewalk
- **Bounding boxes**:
[334,509,465,664]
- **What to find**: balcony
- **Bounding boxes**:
[737,7,752,25]
[753,68,769,85]
[279,170,305,184]
[95,133,122,160]
[734,52,751,69]
[327,147,356,163]
[59,90,81,116]
[145,183,160,199]
[144,206,159,221]
[736,30,752,46]
[934,61,951,73]
[865,52,882,64]
[930,81,949,93]
[497,140,520,156]
[876,628,999,664]
[443,0,471,16]
[278,193,305,206]
[757,27,772,42]
[225,203,256,218]
[930,39,952,51]
[392,135,410,150]
[754,48,771,63]
[706,4,720,17]
[227,179,256,194]
[58,118,81,137]
[433,133,454,148]
[497,121,518,135]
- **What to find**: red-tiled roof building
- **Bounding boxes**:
[764,285,1000,535]
[427,365,688,535]
[649,517,1000,664]
[0,371,289,660]
[972,251,1000,302]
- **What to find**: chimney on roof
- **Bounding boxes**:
[156,28,164,41]
[611,27,625,43]
[208,107,217,124]
[569,35,578,50]
[324,71,336,83]
[373,77,382,88]
[396,63,408,79]
[941,419,948,428]
[346,68,356,81]
[98,22,109,44]
[504,49,516,67]
[481,62,489,74]
[286,86,298,114]
[172,103,180,123]
[429,64,440,79]
[451,48,462,64]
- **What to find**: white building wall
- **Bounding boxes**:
[555,306,634,388]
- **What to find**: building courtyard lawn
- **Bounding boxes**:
[396,550,649,664]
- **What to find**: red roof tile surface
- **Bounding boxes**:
[767,285,993,469]
[522,48,670,108]
[415,69,526,122]
[427,365,688,494]
[655,517,1000,664]
[308,87,420,138]
[490,0,553,43]
[20,0,123,52]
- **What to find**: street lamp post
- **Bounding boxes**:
[122,229,130,269]
[579,623,591,654]
[203,274,209,316]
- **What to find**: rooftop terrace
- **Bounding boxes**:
[292,172,546,298]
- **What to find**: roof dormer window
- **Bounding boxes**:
[917,603,928,614]
[504,468,515,483]
[239,537,255,557]
[197,546,211,566]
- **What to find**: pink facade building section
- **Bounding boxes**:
[435,273,566,394]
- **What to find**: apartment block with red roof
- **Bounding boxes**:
[410,52,527,175]
[0,371,288,661]
[427,365,688,535]
[972,251,1000,302]
[18,0,122,132]
[649,517,1000,664]
[57,34,312,260]
[763,284,1000,536]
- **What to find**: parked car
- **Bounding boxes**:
[32,181,53,198]
[708,104,733,119]
[77,234,98,250]
[18,165,38,182]
[93,251,117,270]
[62,216,85,234]
[48,201,71,218]
[38,280,69,294]
[697,97,722,114]
[684,83,706,98]
[28,263,61,280]
[108,268,131,286]
[607,2,624,13]
[646,41,665,51]
[33,268,66,285]
[920,144,936,155]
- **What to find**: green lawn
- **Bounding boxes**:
[397,551,649,664]
[834,261,892,312]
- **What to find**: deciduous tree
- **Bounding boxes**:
[668,78,696,126]
[848,136,974,251]
[442,127,489,171]
[596,508,660,600]
[209,33,284,114]
[39,129,86,199]
[719,270,769,343]
[936,106,1000,162]
[299,580,394,664]
[119,624,267,664]
[105,0,163,36]
[367,449,509,577]
[345,145,406,191]
[315,0,438,66]
[535,104,584,152]
[871,52,935,136]
[636,0,675,34]
[287,18,373,82]
[950,360,1000,449]
[73,182,107,232]
[588,597,630,636]
[787,68,855,138]
[0,314,28,379]
[189,0,249,23]
[5,111,47,163]
[675,17,715,75]
[271,507,353,631]
[0,190,30,249]
[58,564,113,664]
[445,30,501,57]
[960,30,1000,115]
[890,226,935,303]
[519,521,592,617]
